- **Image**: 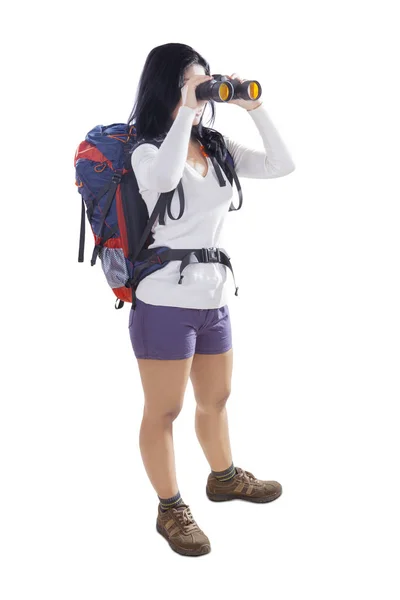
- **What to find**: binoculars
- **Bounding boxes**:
[195,74,262,103]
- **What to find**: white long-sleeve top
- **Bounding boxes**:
[130,103,295,309]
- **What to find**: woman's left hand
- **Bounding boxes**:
[225,73,263,110]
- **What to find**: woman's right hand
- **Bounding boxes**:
[181,74,213,110]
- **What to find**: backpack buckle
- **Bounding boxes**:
[201,247,220,263]
[112,173,122,184]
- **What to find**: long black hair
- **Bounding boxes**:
[127,43,228,165]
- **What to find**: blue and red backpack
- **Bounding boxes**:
[74,123,243,310]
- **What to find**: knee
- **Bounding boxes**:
[143,403,183,423]
[163,406,182,422]
[197,388,231,413]
[214,390,231,411]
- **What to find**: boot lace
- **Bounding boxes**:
[236,467,259,485]
[173,504,198,532]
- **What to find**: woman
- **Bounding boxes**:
[127,43,295,557]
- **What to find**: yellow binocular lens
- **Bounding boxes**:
[219,83,231,101]
[249,82,259,100]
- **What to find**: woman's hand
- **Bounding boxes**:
[225,73,263,111]
[181,74,213,111]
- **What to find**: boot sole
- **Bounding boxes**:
[156,521,211,556]
[206,488,282,503]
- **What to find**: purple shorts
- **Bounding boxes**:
[128,298,232,360]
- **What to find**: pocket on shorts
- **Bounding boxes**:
[217,304,229,319]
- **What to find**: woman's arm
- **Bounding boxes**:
[224,104,295,178]
[131,105,197,192]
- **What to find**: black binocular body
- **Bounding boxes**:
[195,74,262,103]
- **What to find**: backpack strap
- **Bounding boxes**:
[127,179,185,265]
[129,246,239,310]
[130,137,186,229]
[209,155,227,187]
[129,188,173,264]
[176,247,238,294]
[78,175,122,264]
[223,156,243,212]
[158,180,185,225]
[78,197,86,262]
[91,173,122,265]
[204,149,243,212]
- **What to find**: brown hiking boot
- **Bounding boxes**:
[156,503,211,556]
[206,466,282,503]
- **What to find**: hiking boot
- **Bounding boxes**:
[156,502,211,556]
[206,466,282,503]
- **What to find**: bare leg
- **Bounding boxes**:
[190,349,233,472]
[137,356,193,498]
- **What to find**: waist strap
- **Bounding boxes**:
[130,247,239,296]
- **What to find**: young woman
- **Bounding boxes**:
[127,43,295,557]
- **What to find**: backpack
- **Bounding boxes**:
[74,123,243,310]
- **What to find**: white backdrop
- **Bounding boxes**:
[1,0,399,598]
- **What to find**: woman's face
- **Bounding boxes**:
[171,63,209,124]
